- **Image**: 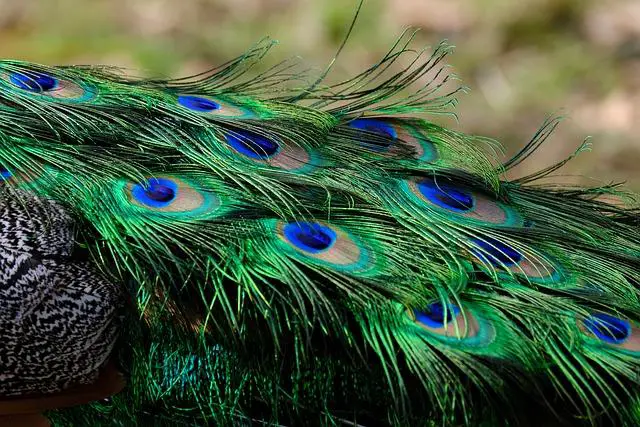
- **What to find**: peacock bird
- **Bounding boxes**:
[0,33,639,426]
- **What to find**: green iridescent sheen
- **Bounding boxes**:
[0,32,637,426]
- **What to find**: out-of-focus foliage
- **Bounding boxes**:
[0,0,638,188]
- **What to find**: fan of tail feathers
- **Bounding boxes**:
[0,31,639,426]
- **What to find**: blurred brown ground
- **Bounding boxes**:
[0,0,638,189]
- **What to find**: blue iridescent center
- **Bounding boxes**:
[283,222,337,254]
[177,95,221,112]
[584,313,631,344]
[415,302,461,328]
[0,168,11,180]
[225,129,279,159]
[10,72,57,92]
[471,236,523,266]
[417,179,474,212]
[349,118,397,152]
[132,178,178,208]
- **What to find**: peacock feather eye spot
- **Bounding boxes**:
[0,167,11,180]
[9,71,57,92]
[131,178,178,208]
[417,180,474,212]
[275,219,376,274]
[225,129,280,159]
[349,118,397,152]
[124,175,221,216]
[471,236,523,266]
[178,95,221,112]
[583,313,631,344]
[414,302,461,328]
[403,177,523,227]
[283,221,337,254]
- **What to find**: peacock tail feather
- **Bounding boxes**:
[0,30,638,426]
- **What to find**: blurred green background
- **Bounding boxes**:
[0,0,638,188]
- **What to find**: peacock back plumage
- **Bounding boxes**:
[0,33,639,426]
